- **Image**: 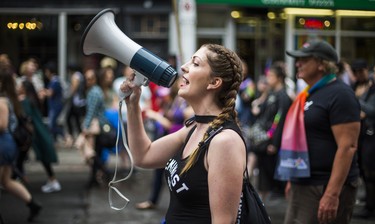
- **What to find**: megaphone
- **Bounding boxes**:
[81,8,178,90]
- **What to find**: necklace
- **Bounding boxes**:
[194,115,217,124]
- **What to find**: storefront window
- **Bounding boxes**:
[341,36,375,65]
[341,17,375,31]
[0,15,57,67]
[197,8,227,28]
[129,14,169,38]
[237,17,260,34]
[124,14,169,60]
[237,17,285,80]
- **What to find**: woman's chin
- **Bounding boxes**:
[178,88,191,99]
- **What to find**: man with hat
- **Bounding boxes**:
[351,58,375,219]
[280,39,361,224]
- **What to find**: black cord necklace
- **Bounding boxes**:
[194,115,217,124]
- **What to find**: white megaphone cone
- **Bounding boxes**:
[81,8,178,92]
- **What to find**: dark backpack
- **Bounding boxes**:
[12,115,34,152]
[200,125,272,224]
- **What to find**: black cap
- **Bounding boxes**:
[286,39,338,63]
[351,59,367,71]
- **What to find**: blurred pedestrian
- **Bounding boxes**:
[121,44,246,223]
[65,64,86,145]
[249,63,292,201]
[18,80,62,193]
[351,59,375,219]
[0,64,42,222]
[43,61,66,143]
[251,75,269,119]
[337,59,355,86]
[99,66,118,110]
[279,39,361,224]
[246,75,269,179]
[18,58,46,105]
[98,66,119,163]
[82,68,116,188]
[236,59,256,126]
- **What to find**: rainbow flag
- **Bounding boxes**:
[274,74,336,181]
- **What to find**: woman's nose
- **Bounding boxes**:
[180,63,188,73]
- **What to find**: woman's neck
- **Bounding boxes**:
[273,82,284,92]
[189,98,222,117]
[194,114,217,123]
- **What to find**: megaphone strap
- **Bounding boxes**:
[107,100,135,210]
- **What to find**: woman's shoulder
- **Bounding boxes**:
[89,85,104,95]
[0,97,8,111]
[0,96,7,101]
[210,121,245,147]
[215,128,243,143]
[208,126,246,165]
[0,97,9,107]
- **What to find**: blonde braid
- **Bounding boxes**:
[210,45,242,129]
[180,44,243,175]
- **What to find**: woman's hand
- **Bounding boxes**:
[120,73,142,105]
[267,144,277,155]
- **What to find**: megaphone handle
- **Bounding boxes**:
[121,71,148,99]
[134,70,149,87]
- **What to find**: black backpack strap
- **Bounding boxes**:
[184,116,195,127]
[200,124,249,179]
[199,126,224,149]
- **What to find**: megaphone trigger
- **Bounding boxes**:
[120,71,148,99]
[134,71,149,87]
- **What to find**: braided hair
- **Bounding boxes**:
[180,44,243,175]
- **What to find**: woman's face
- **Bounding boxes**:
[266,70,278,89]
[104,69,114,86]
[123,67,134,79]
[179,47,212,99]
[85,69,96,88]
[353,68,369,83]
[25,61,37,76]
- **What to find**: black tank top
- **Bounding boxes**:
[164,120,244,224]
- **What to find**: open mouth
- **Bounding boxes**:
[182,75,190,85]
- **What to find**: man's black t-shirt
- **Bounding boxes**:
[292,80,361,185]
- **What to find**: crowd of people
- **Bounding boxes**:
[0,52,191,221]
[1,38,375,223]
[238,40,374,223]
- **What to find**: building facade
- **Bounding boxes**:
[0,0,173,80]
[196,0,375,80]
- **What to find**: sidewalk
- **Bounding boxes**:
[0,146,373,224]
[0,147,89,224]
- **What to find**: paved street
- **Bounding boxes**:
[0,146,374,224]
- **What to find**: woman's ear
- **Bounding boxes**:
[317,60,325,72]
[318,64,325,73]
[207,77,222,90]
